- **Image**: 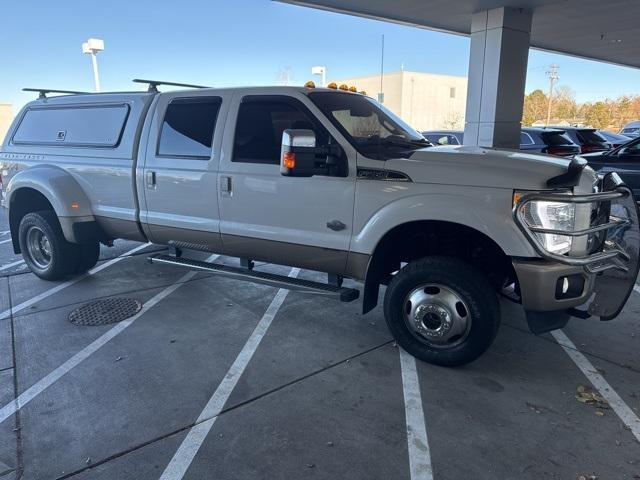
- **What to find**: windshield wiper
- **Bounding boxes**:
[364,135,430,149]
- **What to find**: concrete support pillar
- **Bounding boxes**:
[463,7,532,149]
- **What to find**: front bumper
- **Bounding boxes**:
[513,172,640,327]
[512,259,595,312]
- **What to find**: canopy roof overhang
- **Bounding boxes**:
[278,0,640,69]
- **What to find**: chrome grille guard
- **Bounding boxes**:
[513,172,640,320]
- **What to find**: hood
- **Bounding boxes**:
[384,145,587,191]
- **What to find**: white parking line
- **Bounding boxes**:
[159,268,300,480]
[0,243,151,320]
[0,259,25,272]
[0,238,12,245]
[0,254,219,424]
[399,348,434,480]
[634,285,640,295]
[0,231,9,236]
[552,330,640,442]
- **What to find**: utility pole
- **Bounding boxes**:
[378,34,385,103]
[545,64,559,126]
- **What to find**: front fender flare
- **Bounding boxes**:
[352,191,536,258]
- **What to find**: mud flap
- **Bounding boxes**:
[587,175,640,320]
[525,309,570,334]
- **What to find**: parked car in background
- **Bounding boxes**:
[421,130,463,146]
[548,126,612,153]
[620,121,640,138]
[423,128,579,157]
[582,136,640,201]
[597,130,632,148]
[519,127,580,157]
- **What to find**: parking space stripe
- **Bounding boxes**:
[159,268,300,480]
[552,330,640,442]
[0,242,151,320]
[0,254,219,425]
[634,285,640,295]
[0,259,24,272]
[399,348,434,480]
[0,238,12,245]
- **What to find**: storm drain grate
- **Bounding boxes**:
[69,298,142,326]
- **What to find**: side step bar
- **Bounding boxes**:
[148,254,360,303]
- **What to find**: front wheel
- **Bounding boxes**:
[18,211,78,281]
[384,256,500,367]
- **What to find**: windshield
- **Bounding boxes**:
[308,91,429,160]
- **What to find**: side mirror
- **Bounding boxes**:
[280,129,327,177]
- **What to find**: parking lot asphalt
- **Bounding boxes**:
[0,211,638,480]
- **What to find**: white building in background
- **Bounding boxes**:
[335,71,468,131]
[0,104,13,144]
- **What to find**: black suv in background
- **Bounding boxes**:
[582,136,640,201]
[548,126,612,153]
[422,128,579,157]
[519,127,580,157]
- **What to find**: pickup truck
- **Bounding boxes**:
[1,81,638,366]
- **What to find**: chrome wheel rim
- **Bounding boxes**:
[403,283,471,348]
[26,226,52,270]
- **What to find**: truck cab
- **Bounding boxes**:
[1,82,638,367]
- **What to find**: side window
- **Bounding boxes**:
[520,132,534,146]
[158,97,221,158]
[232,99,327,164]
[437,135,450,145]
[12,104,129,147]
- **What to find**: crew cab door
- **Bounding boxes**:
[218,93,356,274]
[140,91,230,248]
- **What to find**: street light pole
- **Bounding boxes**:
[82,38,105,92]
[311,66,326,87]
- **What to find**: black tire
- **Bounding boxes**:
[73,242,100,274]
[383,256,500,367]
[18,211,78,281]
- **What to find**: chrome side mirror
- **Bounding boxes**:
[280,129,323,177]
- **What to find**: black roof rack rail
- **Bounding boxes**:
[132,79,210,92]
[23,88,89,99]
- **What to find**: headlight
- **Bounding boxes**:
[515,192,575,255]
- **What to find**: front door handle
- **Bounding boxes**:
[326,220,346,231]
[146,170,156,189]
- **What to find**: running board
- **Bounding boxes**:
[148,254,360,302]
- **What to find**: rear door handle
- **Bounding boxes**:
[146,170,156,189]
[220,175,232,196]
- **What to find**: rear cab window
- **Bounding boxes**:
[12,104,129,147]
[157,97,222,158]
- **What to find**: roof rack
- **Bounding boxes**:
[23,88,90,99]
[132,79,210,92]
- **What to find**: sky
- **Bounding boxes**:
[2,0,640,112]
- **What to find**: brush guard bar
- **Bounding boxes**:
[514,172,640,320]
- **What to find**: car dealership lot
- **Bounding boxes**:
[0,212,637,480]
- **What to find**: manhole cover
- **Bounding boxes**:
[69,298,142,326]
